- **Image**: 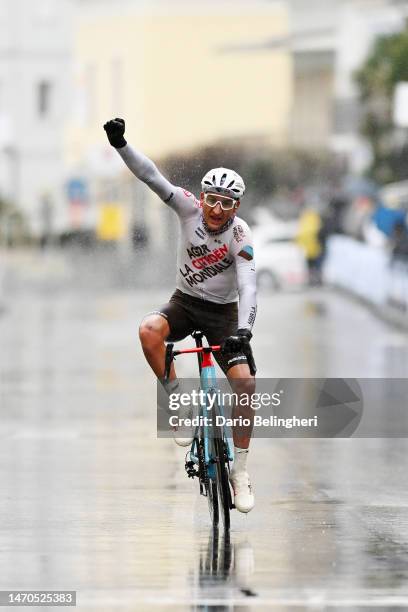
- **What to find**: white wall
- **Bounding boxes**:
[0,0,74,235]
[287,0,408,170]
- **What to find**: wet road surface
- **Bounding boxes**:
[1,287,408,610]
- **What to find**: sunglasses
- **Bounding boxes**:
[204,193,237,211]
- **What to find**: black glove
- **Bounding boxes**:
[222,328,252,353]
[103,117,127,148]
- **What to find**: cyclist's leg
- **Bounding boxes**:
[139,313,173,380]
[139,293,197,446]
[204,316,256,512]
[224,362,255,512]
[204,316,255,450]
[139,293,195,380]
[226,364,255,450]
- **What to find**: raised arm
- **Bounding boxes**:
[104,118,176,203]
[118,144,176,203]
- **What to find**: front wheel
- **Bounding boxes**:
[198,439,219,526]
[214,436,232,531]
[206,479,219,526]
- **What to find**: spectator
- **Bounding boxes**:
[372,203,406,238]
[296,208,323,286]
[131,222,149,251]
[391,220,408,263]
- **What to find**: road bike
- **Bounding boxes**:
[164,331,256,530]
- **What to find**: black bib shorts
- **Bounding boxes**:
[146,289,249,373]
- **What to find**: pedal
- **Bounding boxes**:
[185,460,198,479]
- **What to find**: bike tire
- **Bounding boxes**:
[198,439,219,526]
[206,478,219,527]
[214,436,231,531]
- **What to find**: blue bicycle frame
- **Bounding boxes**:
[189,351,234,479]
[164,330,256,528]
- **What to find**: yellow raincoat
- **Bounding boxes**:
[296,209,322,260]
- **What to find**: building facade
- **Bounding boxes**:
[64,0,293,248]
[65,0,292,161]
[287,0,408,171]
[0,0,74,236]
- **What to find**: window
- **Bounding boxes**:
[38,81,52,117]
[72,63,95,126]
[85,65,95,121]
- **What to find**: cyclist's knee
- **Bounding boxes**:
[139,315,169,349]
[229,374,256,397]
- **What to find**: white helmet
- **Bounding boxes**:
[201,167,245,200]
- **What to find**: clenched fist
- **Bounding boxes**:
[103,117,127,148]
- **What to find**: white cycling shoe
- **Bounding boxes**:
[173,433,194,447]
[229,470,255,513]
[172,408,194,447]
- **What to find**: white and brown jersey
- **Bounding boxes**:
[117,144,257,331]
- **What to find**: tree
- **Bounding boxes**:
[355,27,408,183]
[160,140,343,219]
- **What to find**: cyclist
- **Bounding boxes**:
[104,118,257,513]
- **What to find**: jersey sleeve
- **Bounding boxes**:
[168,188,201,220]
[230,220,257,331]
[116,144,199,219]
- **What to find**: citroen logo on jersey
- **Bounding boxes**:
[180,243,233,288]
[188,244,229,269]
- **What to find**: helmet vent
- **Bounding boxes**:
[212,175,216,185]
[227,179,235,188]
[220,173,227,186]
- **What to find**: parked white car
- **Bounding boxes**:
[253,221,307,290]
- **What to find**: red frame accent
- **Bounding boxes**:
[175,346,221,355]
[174,345,221,367]
[201,351,214,368]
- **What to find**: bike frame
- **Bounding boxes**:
[164,331,256,527]
[191,345,234,477]
[164,333,234,485]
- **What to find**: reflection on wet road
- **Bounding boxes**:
[1,288,408,610]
